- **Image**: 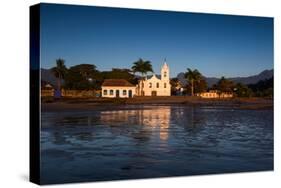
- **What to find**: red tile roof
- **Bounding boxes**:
[102,79,135,87]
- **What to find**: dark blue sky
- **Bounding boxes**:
[40,3,273,77]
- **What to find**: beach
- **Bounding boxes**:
[41,96,273,112]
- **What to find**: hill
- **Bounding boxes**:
[177,69,273,87]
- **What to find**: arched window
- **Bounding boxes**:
[164,83,167,88]
[164,71,167,77]
[123,90,127,96]
[103,90,107,95]
[110,90,114,95]
[156,83,159,88]
[149,82,152,88]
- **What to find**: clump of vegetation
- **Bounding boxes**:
[214,77,235,92]
[248,77,273,98]
[49,58,145,91]
[64,64,101,90]
[233,83,252,97]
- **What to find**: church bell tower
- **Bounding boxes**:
[161,59,170,81]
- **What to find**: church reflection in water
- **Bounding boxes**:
[100,106,171,141]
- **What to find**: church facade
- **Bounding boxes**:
[136,61,171,96]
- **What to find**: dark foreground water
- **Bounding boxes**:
[40,105,273,184]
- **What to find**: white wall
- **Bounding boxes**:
[102,86,136,98]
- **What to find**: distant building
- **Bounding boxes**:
[136,61,171,96]
[219,92,234,98]
[197,90,219,98]
[41,80,54,97]
[197,90,233,98]
[173,80,186,96]
[101,79,136,98]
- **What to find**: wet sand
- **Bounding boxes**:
[41,97,273,112]
[41,102,273,184]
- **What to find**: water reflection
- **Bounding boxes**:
[41,105,273,184]
[100,106,171,141]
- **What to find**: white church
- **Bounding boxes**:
[136,61,171,96]
[101,61,171,98]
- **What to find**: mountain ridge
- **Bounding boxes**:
[177,69,273,87]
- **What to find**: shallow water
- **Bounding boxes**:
[40,105,273,184]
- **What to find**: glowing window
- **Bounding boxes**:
[110,90,114,95]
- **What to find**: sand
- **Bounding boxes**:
[41,96,273,112]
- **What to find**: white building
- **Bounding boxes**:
[196,90,234,98]
[101,79,136,98]
[136,61,171,96]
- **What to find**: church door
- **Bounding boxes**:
[128,90,132,98]
[116,90,120,98]
[151,91,157,96]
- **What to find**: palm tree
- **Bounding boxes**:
[184,68,202,96]
[131,58,153,76]
[131,58,153,96]
[51,58,67,92]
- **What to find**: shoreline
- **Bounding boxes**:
[41,97,273,112]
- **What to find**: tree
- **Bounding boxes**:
[131,58,153,96]
[194,78,208,93]
[184,68,202,96]
[51,58,68,91]
[216,76,235,93]
[131,58,153,76]
[248,77,273,97]
[234,83,253,97]
[64,64,99,90]
[170,78,180,95]
[71,64,97,79]
[102,68,137,85]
